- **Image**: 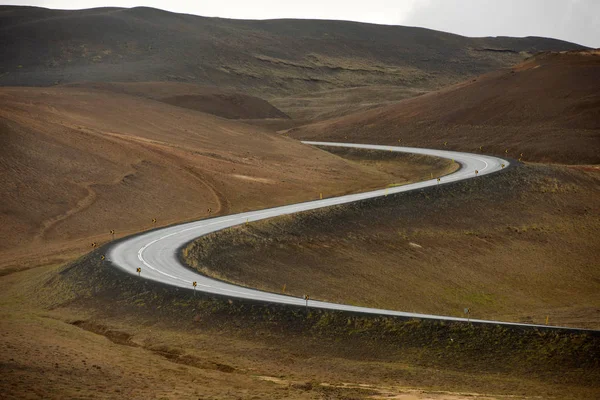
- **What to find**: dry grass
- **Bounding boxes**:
[2,255,598,400]
[185,163,600,329]
[271,85,429,121]
[0,85,405,273]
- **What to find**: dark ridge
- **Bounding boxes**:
[0,6,587,95]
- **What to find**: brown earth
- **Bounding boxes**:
[1,252,598,400]
[270,85,429,122]
[0,85,411,273]
[185,162,600,329]
[290,50,600,164]
[65,81,290,119]
[0,6,585,98]
[1,7,598,398]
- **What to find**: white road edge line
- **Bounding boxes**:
[107,142,590,331]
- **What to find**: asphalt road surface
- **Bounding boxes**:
[108,142,579,330]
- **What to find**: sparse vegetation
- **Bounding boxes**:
[0,5,597,399]
[2,248,598,399]
[0,85,408,273]
[0,6,585,99]
[291,51,600,164]
[184,163,600,329]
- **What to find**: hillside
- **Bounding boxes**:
[0,6,586,99]
[65,82,290,119]
[0,85,402,272]
[66,82,289,120]
[185,162,600,329]
[291,50,600,164]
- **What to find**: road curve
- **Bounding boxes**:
[107,142,577,330]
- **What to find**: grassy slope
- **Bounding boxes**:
[270,85,429,122]
[0,6,585,98]
[0,7,597,398]
[184,162,600,329]
[291,51,600,164]
[0,85,406,272]
[1,252,598,399]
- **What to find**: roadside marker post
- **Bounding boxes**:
[320,192,323,200]
[501,163,505,169]
[475,170,479,176]
[136,267,141,276]
[437,177,441,185]
[110,229,115,241]
[282,283,286,293]
[152,218,157,225]
[246,218,249,226]
[546,315,549,325]
[193,281,197,295]
[464,307,471,322]
[304,294,309,308]
[444,141,448,147]
[100,255,105,261]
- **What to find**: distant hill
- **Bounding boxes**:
[291,50,600,164]
[0,85,393,271]
[65,82,289,119]
[0,6,587,97]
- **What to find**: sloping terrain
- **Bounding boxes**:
[185,162,600,329]
[0,85,401,272]
[1,6,598,399]
[291,50,600,164]
[271,85,428,121]
[2,252,599,400]
[0,6,586,98]
[65,82,290,119]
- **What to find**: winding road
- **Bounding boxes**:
[108,141,575,330]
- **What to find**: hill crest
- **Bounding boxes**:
[0,6,587,96]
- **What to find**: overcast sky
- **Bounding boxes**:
[4,0,599,47]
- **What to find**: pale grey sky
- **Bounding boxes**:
[3,0,599,47]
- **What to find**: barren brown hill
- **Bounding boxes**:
[271,85,428,122]
[185,161,600,329]
[0,85,403,272]
[0,6,586,98]
[65,82,289,119]
[291,50,600,164]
